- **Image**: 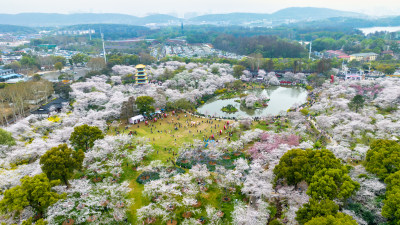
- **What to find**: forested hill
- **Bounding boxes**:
[271,7,364,20]
[212,35,307,58]
[0,13,180,27]
[189,7,366,24]
[0,24,37,33]
[61,24,152,40]
[0,7,367,27]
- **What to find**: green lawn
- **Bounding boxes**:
[110,113,241,223]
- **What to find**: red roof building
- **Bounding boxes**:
[324,50,350,61]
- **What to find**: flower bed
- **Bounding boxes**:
[136,171,160,184]
[177,150,245,171]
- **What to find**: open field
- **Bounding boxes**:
[107,113,244,223]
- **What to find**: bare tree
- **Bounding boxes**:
[87,58,106,71]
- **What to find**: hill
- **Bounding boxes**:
[0,24,37,33]
[189,7,367,25]
[271,7,364,20]
[0,13,180,27]
[189,13,270,24]
[60,24,152,39]
[137,14,181,24]
[0,8,368,27]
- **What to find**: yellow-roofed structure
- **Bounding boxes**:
[135,64,148,84]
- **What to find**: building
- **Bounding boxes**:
[345,68,363,80]
[0,69,24,83]
[381,50,394,56]
[135,64,148,84]
[31,98,69,116]
[349,52,378,62]
[0,69,14,76]
[324,50,350,61]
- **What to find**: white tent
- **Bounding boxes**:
[129,115,145,124]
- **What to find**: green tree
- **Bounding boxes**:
[54,62,63,73]
[348,95,365,113]
[166,99,196,111]
[68,58,73,67]
[269,220,283,225]
[232,80,244,90]
[22,218,48,225]
[233,65,245,78]
[382,190,400,224]
[71,53,88,66]
[307,169,359,200]
[53,82,72,99]
[376,64,396,75]
[365,140,400,179]
[296,199,339,225]
[158,68,174,81]
[135,96,155,114]
[316,59,332,75]
[32,74,41,81]
[138,52,155,65]
[52,56,66,66]
[274,149,344,186]
[307,73,326,87]
[3,61,21,72]
[211,67,219,74]
[305,213,357,225]
[273,148,309,186]
[40,144,84,186]
[384,170,400,192]
[0,173,65,215]
[20,55,39,70]
[69,125,104,151]
[122,55,139,65]
[305,149,344,183]
[390,42,400,54]
[382,54,393,60]
[266,59,274,71]
[382,170,400,224]
[0,128,16,146]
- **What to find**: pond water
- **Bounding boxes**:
[197,86,308,118]
[358,26,400,35]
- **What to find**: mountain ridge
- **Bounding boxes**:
[0,7,370,27]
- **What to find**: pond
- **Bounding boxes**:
[358,26,400,35]
[197,86,308,118]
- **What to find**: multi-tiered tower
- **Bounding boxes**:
[135,64,148,84]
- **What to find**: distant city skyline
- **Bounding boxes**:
[1,0,400,17]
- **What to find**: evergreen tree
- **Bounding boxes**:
[69,124,104,151]
[135,96,155,114]
[0,128,16,146]
[40,144,84,187]
[0,174,65,215]
[296,199,339,225]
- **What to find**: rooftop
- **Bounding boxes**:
[350,52,378,57]
[0,73,23,82]
[31,98,69,115]
[135,64,146,69]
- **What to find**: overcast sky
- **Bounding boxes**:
[1,0,400,17]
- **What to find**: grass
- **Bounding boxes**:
[108,113,232,156]
[219,92,245,100]
[109,113,239,223]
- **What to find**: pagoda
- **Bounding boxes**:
[135,64,148,84]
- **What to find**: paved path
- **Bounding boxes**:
[307,116,337,146]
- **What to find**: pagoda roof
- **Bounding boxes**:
[135,64,146,69]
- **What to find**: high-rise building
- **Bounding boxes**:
[135,64,148,84]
